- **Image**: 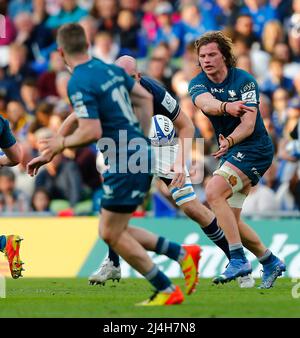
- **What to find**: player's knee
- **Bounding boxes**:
[99,226,118,246]
[205,181,222,206]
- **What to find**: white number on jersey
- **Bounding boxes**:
[112,85,138,125]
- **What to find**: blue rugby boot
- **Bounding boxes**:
[259,257,286,289]
[213,259,252,284]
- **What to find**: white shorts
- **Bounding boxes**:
[152,144,189,179]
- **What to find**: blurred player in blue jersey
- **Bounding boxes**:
[189,31,285,288]
[0,116,24,279]
[89,55,240,287]
[27,23,201,305]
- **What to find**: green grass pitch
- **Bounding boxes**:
[0,278,299,318]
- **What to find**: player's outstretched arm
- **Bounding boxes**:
[130,82,153,136]
[0,143,22,167]
[194,92,252,118]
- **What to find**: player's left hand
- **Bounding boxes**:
[170,162,186,188]
[39,135,64,162]
[212,134,229,159]
[27,155,49,176]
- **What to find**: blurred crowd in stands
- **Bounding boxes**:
[0,0,299,216]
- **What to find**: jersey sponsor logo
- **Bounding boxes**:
[211,88,224,94]
[188,84,207,94]
[161,92,177,113]
[241,82,255,93]
[241,90,257,104]
[70,91,89,118]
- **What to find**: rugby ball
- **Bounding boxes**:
[149,114,175,146]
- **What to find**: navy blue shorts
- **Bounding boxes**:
[221,136,274,186]
[101,172,153,211]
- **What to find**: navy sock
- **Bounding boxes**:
[155,237,184,261]
[108,246,120,267]
[202,218,230,259]
[259,249,277,265]
[144,265,172,292]
[229,243,246,261]
[0,236,6,252]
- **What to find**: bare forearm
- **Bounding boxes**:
[63,127,99,149]
[195,95,223,116]
[58,113,79,137]
[228,122,254,146]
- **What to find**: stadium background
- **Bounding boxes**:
[0,0,299,280]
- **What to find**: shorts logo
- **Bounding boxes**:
[228,175,238,187]
[131,190,145,199]
[233,152,245,162]
[103,185,114,199]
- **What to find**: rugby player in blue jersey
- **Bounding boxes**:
[89,55,236,287]
[0,116,24,279]
[27,23,201,305]
[189,31,285,288]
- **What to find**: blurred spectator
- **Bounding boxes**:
[172,41,200,98]
[35,153,83,208]
[0,167,30,213]
[79,15,98,46]
[180,2,217,54]
[287,14,300,62]
[209,0,241,30]
[4,43,34,99]
[92,31,119,64]
[271,87,290,138]
[261,20,284,55]
[46,0,88,30]
[116,9,147,57]
[38,50,66,99]
[6,100,32,142]
[284,96,300,136]
[234,14,258,47]
[31,187,52,212]
[8,0,32,19]
[28,101,54,150]
[20,78,40,115]
[260,57,294,98]
[13,11,54,65]
[236,53,253,74]
[153,1,182,57]
[242,184,279,215]
[0,2,16,46]
[90,0,119,35]
[241,0,279,39]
